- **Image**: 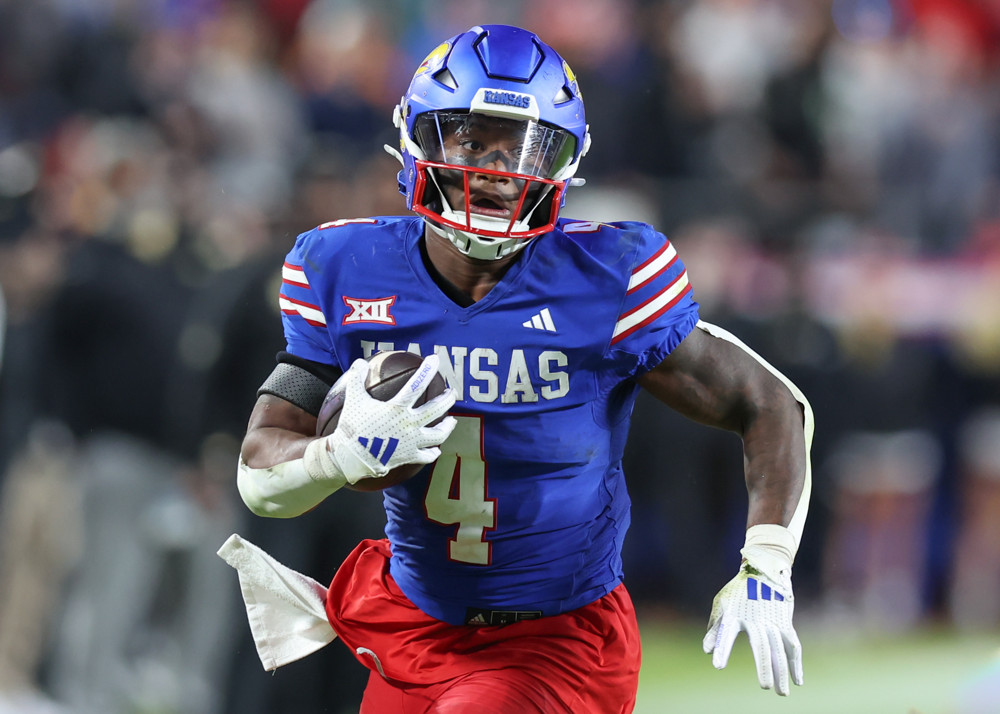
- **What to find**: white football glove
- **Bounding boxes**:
[306,355,457,485]
[703,526,803,696]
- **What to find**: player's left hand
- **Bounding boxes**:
[702,546,803,696]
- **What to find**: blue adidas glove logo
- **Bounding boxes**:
[357,436,400,466]
[746,577,785,602]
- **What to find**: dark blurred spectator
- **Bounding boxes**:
[820,429,941,632]
[950,407,1000,630]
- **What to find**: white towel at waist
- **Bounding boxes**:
[217,533,337,671]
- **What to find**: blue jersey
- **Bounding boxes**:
[278,215,699,625]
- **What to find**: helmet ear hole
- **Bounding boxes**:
[422,181,444,214]
[432,68,458,89]
[527,190,556,230]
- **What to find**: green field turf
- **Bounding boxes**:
[635,618,1000,714]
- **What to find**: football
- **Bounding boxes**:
[316,351,448,491]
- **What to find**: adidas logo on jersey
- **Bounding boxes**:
[522,308,556,332]
[464,608,543,625]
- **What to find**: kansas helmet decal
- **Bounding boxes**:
[415,41,452,77]
[562,60,581,98]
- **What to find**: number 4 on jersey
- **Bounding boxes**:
[425,415,496,565]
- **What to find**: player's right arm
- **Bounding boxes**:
[238,394,338,518]
[241,395,319,468]
[237,356,457,518]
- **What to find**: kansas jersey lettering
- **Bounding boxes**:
[278,215,699,624]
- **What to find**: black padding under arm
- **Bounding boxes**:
[257,352,342,416]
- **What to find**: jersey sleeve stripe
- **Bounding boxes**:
[611,272,691,345]
[282,262,310,289]
[626,241,678,294]
[279,294,328,327]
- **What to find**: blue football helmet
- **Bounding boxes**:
[386,25,590,260]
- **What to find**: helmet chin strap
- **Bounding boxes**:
[426,218,531,261]
[424,168,553,261]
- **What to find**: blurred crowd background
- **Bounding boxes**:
[0,0,999,712]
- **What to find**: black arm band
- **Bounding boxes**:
[257,354,342,416]
[277,351,342,383]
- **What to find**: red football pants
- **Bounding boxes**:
[325,539,642,714]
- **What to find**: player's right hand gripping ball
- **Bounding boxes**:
[316,351,455,491]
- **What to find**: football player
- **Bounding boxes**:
[231,24,812,713]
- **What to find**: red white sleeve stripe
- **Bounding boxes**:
[611,271,691,345]
[279,294,327,327]
[282,262,310,289]
[627,241,678,295]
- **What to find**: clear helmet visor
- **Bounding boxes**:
[409,112,577,254]
[413,111,577,180]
